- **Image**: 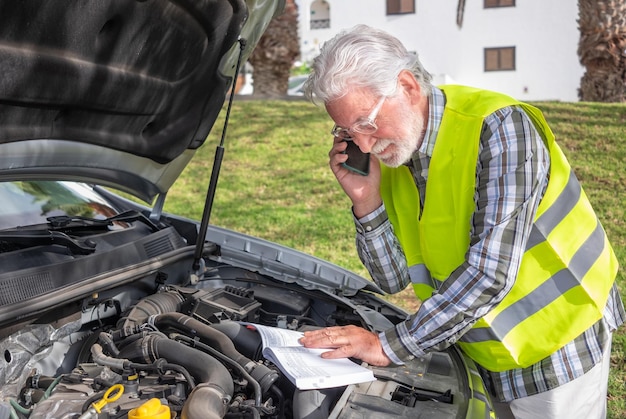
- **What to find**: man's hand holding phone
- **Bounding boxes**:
[330,138,382,218]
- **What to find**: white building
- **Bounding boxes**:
[294,0,583,102]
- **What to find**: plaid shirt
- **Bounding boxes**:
[354,87,625,402]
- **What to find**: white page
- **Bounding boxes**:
[253,323,304,347]
[245,323,375,389]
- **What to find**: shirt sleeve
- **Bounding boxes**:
[354,204,411,294]
[374,106,550,363]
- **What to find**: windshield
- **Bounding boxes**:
[0,181,120,230]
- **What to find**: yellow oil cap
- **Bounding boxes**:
[128,398,171,419]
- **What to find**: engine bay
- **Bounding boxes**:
[0,255,477,419]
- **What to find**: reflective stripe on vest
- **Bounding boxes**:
[409,264,436,301]
[380,85,618,371]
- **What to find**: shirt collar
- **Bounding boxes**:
[418,86,446,157]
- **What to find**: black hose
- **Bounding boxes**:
[182,384,238,419]
[116,291,185,330]
[111,290,278,413]
[98,332,120,357]
[209,321,263,360]
[173,333,263,407]
[151,313,279,394]
[154,359,197,390]
[90,342,196,391]
[81,389,107,415]
[269,385,286,419]
[119,335,233,419]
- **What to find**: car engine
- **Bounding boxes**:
[0,249,479,419]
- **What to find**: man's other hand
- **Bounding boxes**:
[299,325,392,367]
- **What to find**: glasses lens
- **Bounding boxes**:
[352,120,377,135]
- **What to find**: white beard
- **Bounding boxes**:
[371,111,424,168]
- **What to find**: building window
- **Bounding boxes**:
[387,0,415,15]
[484,0,515,8]
[310,0,330,29]
[484,47,516,71]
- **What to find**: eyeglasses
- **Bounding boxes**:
[330,96,386,139]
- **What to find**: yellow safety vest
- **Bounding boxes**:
[380,85,618,371]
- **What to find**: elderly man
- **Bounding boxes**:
[299,25,624,419]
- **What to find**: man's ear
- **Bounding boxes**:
[397,69,421,104]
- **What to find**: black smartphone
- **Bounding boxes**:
[341,139,370,176]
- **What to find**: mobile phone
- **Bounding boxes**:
[341,139,370,176]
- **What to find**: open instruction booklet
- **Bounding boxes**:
[248,323,376,390]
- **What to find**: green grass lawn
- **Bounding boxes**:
[164,98,626,418]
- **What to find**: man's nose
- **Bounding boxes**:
[352,134,377,153]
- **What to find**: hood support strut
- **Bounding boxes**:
[189,37,247,284]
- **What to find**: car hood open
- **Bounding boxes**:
[0,0,284,202]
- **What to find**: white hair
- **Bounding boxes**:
[303,25,432,103]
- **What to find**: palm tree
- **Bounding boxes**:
[456,0,626,102]
[578,0,626,102]
[248,0,300,97]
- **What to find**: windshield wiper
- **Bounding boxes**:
[0,210,160,255]
[0,230,97,255]
[47,210,160,233]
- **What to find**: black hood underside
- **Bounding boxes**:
[0,0,246,164]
